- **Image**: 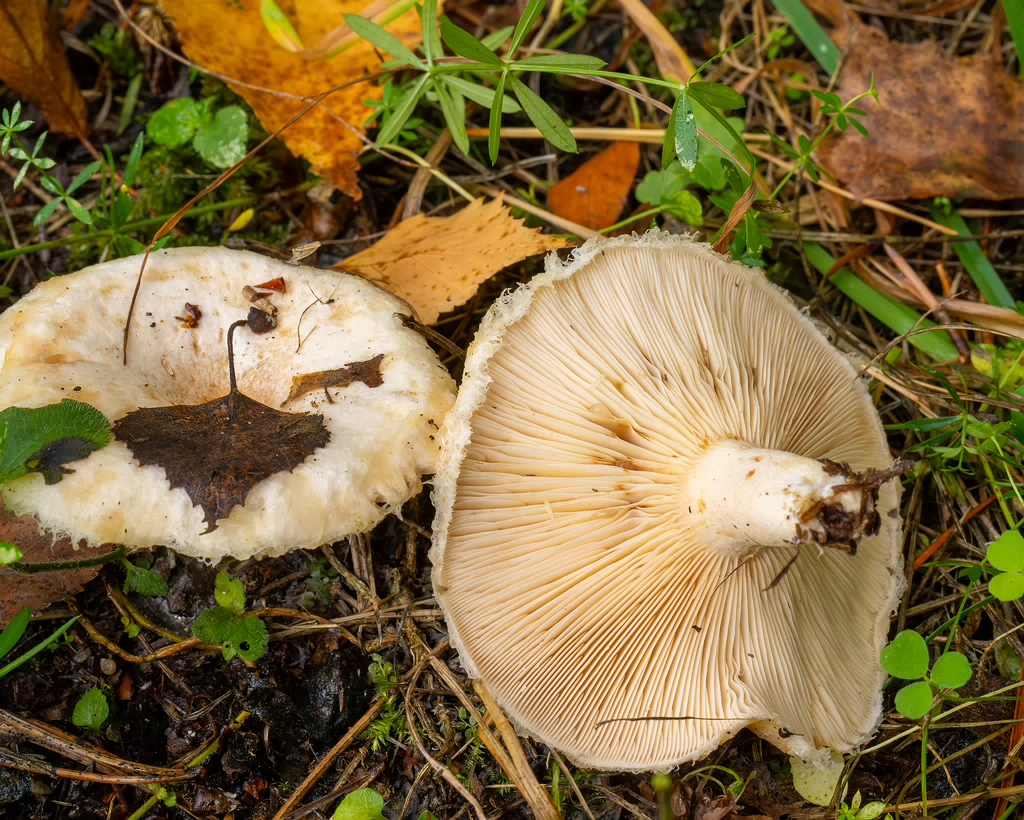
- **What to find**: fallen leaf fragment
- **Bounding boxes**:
[0,501,106,628]
[547,142,641,230]
[0,0,89,138]
[341,198,569,324]
[112,390,330,533]
[284,354,385,405]
[616,0,695,82]
[818,22,1024,201]
[158,0,433,199]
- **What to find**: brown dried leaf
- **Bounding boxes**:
[0,0,88,137]
[342,198,569,324]
[818,23,1024,201]
[284,353,385,405]
[0,501,106,628]
[547,142,640,230]
[617,0,694,82]
[112,390,330,533]
[158,0,433,199]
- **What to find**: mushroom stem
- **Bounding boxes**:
[685,440,882,554]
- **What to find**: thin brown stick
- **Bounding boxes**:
[405,660,488,820]
[271,699,385,820]
[75,614,209,663]
[272,638,451,820]
[0,707,197,781]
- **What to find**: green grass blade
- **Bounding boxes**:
[928,205,1016,309]
[804,243,959,362]
[769,0,841,75]
[0,616,79,679]
[0,607,31,662]
[1006,0,1024,79]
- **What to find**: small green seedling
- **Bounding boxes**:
[0,542,23,566]
[986,529,1024,601]
[72,687,109,731]
[837,790,890,820]
[119,559,168,597]
[147,97,249,169]
[332,788,387,820]
[880,630,972,719]
[1,103,100,226]
[191,571,268,663]
[364,653,410,751]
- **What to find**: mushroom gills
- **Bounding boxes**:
[683,439,885,554]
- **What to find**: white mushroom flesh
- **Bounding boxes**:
[430,232,903,771]
[0,247,455,560]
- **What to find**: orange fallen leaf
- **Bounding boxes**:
[0,0,89,138]
[159,0,433,200]
[547,142,641,230]
[617,0,695,82]
[817,22,1024,201]
[341,198,569,324]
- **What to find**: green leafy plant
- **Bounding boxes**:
[364,653,410,751]
[120,559,169,597]
[985,529,1024,601]
[72,687,110,731]
[1,103,100,226]
[836,790,891,820]
[333,788,387,820]
[147,97,249,169]
[0,400,111,486]
[0,542,23,565]
[880,630,972,720]
[191,571,268,662]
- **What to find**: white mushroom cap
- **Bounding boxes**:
[430,232,903,771]
[0,247,455,560]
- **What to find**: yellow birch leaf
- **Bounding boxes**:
[158,0,433,200]
[341,198,569,324]
[0,0,89,138]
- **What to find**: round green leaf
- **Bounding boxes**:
[72,687,109,730]
[894,680,934,720]
[193,106,248,169]
[988,529,1024,572]
[990,571,1024,602]
[146,98,202,148]
[880,630,929,680]
[930,651,972,689]
[333,788,387,820]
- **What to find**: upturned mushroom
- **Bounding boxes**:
[430,232,904,771]
[0,247,455,560]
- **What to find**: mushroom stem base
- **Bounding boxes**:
[684,440,882,554]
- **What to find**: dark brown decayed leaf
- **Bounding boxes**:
[113,392,330,533]
[0,0,88,138]
[0,501,106,628]
[283,354,385,405]
[817,22,1024,201]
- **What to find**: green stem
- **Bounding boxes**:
[0,615,79,678]
[598,206,664,235]
[769,88,877,200]
[9,546,127,574]
[125,794,160,820]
